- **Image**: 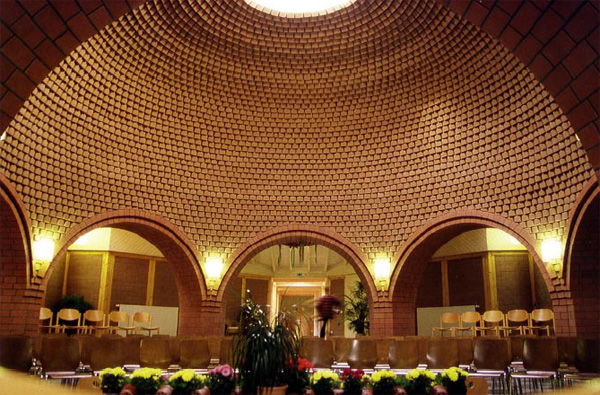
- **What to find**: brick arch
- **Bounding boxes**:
[564,179,599,338]
[0,174,39,334]
[221,225,376,303]
[45,210,207,335]
[389,210,563,336]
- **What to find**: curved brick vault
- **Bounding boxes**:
[0,0,598,336]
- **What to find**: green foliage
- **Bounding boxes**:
[233,294,300,393]
[52,294,93,314]
[342,282,369,335]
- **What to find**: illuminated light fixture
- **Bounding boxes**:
[541,239,563,278]
[374,256,391,292]
[205,256,224,291]
[245,0,355,16]
[32,238,55,277]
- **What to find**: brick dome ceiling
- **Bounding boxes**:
[0,0,594,258]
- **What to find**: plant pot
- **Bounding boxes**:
[258,385,288,395]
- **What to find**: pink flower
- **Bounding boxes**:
[219,364,233,378]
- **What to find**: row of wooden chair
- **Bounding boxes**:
[39,308,160,336]
[432,309,555,337]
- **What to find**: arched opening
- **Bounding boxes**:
[219,226,377,337]
[0,176,38,335]
[43,211,206,335]
[566,184,600,338]
[390,212,555,336]
[44,227,181,335]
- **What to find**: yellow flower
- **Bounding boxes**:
[100,366,126,379]
[182,370,195,382]
[372,370,396,383]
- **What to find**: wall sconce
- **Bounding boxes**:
[374,256,391,292]
[205,255,224,291]
[32,238,55,277]
[541,239,563,278]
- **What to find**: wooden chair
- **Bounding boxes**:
[432,312,460,337]
[178,338,211,369]
[219,337,234,366]
[455,311,482,337]
[426,338,459,370]
[39,335,81,373]
[471,337,511,394]
[389,338,419,371]
[100,311,134,335]
[39,307,55,334]
[527,309,554,336]
[300,337,334,368]
[477,310,505,336]
[347,338,378,369]
[132,312,160,336]
[140,336,172,369]
[331,336,353,365]
[502,309,530,336]
[511,337,561,392]
[55,308,84,334]
[82,310,105,335]
[0,334,33,372]
[88,336,125,371]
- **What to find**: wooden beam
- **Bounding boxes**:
[61,252,70,297]
[146,259,156,306]
[441,259,449,306]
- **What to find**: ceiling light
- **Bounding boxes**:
[246,0,355,15]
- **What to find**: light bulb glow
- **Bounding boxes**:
[32,238,55,262]
[205,256,224,279]
[541,239,562,262]
[374,257,391,280]
[246,0,355,15]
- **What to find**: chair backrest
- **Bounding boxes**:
[575,338,600,373]
[300,337,334,368]
[56,309,82,330]
[89,336,125,371]
[506,309,529,325]
[557,336,577,367]
[473,337,511,371]
[482,310,505,326]
[0,334,32,371]
[40,335,81,372]
[440,312,460,326]
[374,337,392,364]
[426,338,459,369]
[179,339,211,369]
[108,311,129,326]
[523,337,559,372]
[331,336,353,363]
[347,338,378,369]
[509,335,535,362]
[83,310,105,326]
[122,335,142,365]
[140,336,172,369]
[456,337,474,366]
[461,311,481,326]
[133,312,152,325]
[389,338,419,369]
[530,308,553,323]
[39,307,53,322]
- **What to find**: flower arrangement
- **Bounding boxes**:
[205,364,236,395]
[286,357,314,394]
[309,370,340,395]
[129,367,164,394]
[168,369,206,395]
[99,367,127,393]
[339,369,369,395]
[370,370,397,395]
[436,367,469,395]
[398,369,436,395]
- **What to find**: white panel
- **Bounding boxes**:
[118,304,179,336]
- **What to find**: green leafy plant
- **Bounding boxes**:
[343,281,369,335]
[233,295,300,393]
[205,365,235,395]
[52,294,93,314]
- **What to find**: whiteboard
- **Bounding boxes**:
[416,305,477,336]
[118,304,179,336]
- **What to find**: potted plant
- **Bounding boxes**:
[233,296,300,394]
[370,370,397,395]
[99,367,127,394]
[129,367,165,394]
[343,282,370,335]
[436,367,469,394]
[205,365,236,395]
[398,369,436,395]
[168,369,206,395]
[339,369,369,395]
[286,357,313,394]
[309,370,341,395]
